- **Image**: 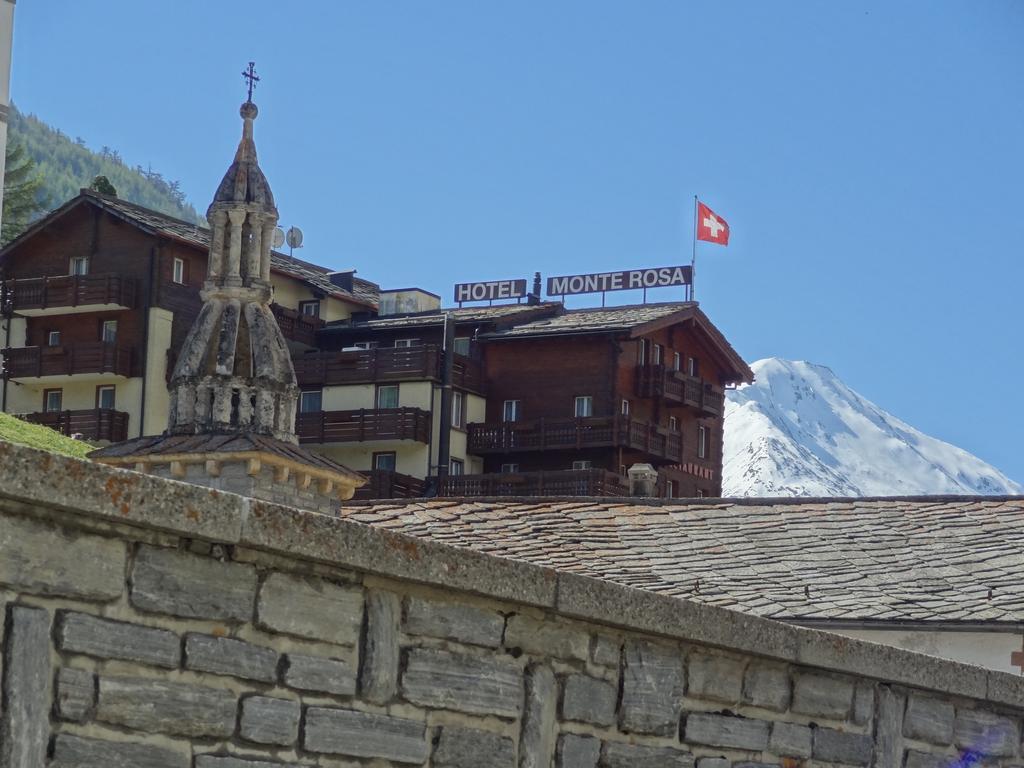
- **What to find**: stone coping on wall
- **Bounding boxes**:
[1,438,1022,707]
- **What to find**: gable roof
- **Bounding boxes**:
[340,495,1024,627]
[0,191,380,309]
[482,301,753,383]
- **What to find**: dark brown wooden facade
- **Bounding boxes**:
[474,307,751,497]
[1,191,379,441]
[2,193,752,500]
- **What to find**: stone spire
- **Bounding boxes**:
[91,73,365,511]
[166,98,299,442]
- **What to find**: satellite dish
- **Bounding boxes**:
[272,227,285,249]
[285,226,304,250]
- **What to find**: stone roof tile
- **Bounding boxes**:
[339,495,1024,625]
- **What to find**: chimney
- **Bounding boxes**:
[528,271,542,305]
[627,463,659,497]
[328,271,355,292]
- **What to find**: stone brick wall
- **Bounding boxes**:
[148,459,339,516]
[1,439,1023,767]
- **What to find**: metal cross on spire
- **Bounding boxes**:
[242,61,260,102]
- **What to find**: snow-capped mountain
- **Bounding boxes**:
[723,358,1022,497]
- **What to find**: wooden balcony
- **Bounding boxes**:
[467,416,682,462]
[271,303,325,347]
[436,468,629,498]
[296,407,431,445]
[353,469,427,500]
[1,273,137,315]
[634,365,726,416]
[19,408,129,443]
[293,345,486,394]
[2,342,134,380]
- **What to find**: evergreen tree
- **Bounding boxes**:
[89,175,117,196]
[2,141,48,245]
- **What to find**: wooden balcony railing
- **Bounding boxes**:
[296,407,431,444]
[2,343,134,379]
[1,273,137,312]
[271,303,325,347]
[436,468,629,498]
[293,345,486,394]
[467,416,682,462]
[634,365,725,416]
[19,408,129,443]
[353,469,427,500]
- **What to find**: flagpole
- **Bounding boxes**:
[691,195,698,301]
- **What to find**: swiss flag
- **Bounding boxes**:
[697,201,729,245]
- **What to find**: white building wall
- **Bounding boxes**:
[832,627,1022,675]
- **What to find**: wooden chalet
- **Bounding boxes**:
[0,190,378,444]
[1,192,752,500]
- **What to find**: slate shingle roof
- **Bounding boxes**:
[321,302,562,332]
[339,496,1024,625]
[481,302,695,338]
[90,432,364,483]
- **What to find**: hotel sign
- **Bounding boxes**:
[454,279,528,303]
[546,265,693,297]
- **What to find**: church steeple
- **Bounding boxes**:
[90,64,365,509]
[166,71,299,441]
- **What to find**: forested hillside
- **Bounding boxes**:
[8,104,203,227]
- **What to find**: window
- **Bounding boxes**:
[70,257,88,276]
[376,385,399,409]
[572,460,593,470]
[373,452,397,471]
[352,341,378,350]
[394,338,419,348]
[638,338,648,364]
[453,337,471,356]
[46,330,61,347]
[673,352,681,371]
[668,416,678,432]
[500,463,519,473]
[101,320,118,343]
[698,425,708,459]
[503,399,521,422]
[451,391,464,428]
[621,399,630,416]
[172,257,185,284]
[299,300,321,318]
[665,480,676,499]
[688,357,699,377]
[653,344,662,365]
[43,389,63,412]
[574,396,593,418]
[450,458,464,476]
[96,386,116,410]
[299,390,322,413]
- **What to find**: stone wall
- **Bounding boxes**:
[147,459,340,516]
[1,439,1022,767]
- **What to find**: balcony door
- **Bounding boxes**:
[574,396,593,418]
[101,320,118,344]
[376,385,399,410]
[43,389,63,412]
[96,386,116,410]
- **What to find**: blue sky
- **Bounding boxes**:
[15,2,1024,482]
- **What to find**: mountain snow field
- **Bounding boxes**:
[722,358,1022,497]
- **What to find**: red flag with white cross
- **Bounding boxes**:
[696,201,729,245]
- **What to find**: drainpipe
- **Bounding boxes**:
[1,283,10,412]
[435,312,455,483]
[137,244,156,437]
